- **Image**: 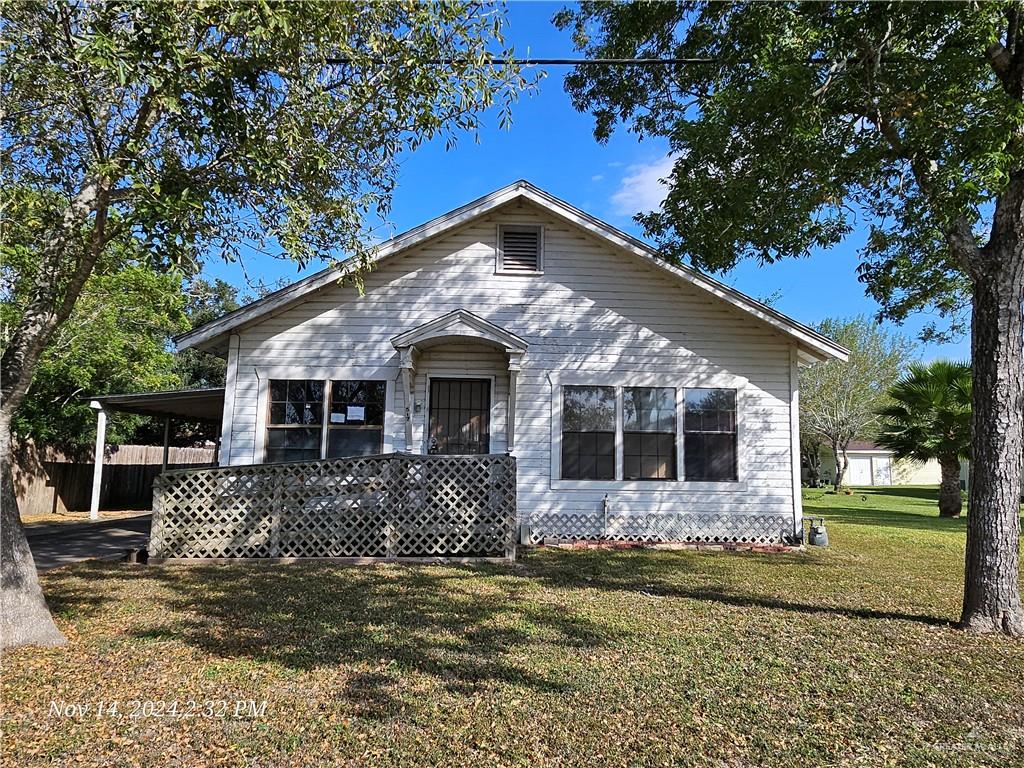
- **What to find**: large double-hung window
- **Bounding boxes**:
[266,379,385,463]
[559,384,738,483]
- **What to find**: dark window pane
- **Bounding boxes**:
[561,430,615,480]
[302,403,322,425]
[266,427,321,463]
[270,380,289,401]
[562,442,580,479]
[327,428,383,458]
[267,427,320,450]
[684,433,737,482]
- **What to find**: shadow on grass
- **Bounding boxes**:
[819,507,968,532]
[517,548,953,628]
[43,560,616,718]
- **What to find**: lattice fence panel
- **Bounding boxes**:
[527,512,789,546]
[150,453,517,560]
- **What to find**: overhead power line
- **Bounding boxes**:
[325,55,863,67]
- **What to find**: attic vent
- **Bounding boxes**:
[497,225,543,274]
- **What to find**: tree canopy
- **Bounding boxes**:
[556,1,1016,339]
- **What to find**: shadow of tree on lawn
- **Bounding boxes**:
[515,547,953,628]
[44,559,618,719]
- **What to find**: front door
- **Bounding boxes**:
[428,378,491,454]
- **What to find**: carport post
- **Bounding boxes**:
[88,400,107,520]
[161,417,171,471]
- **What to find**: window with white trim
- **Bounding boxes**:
[266,379,385,462]
[557,384,739,483]
[561,385,615,479]
[623,387,677,480]
[497,224,543,273]
[683,388,738,482]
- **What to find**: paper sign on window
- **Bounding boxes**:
[347,405,365,422]
[330,412,346,424]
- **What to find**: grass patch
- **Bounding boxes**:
[4,487,1023,766]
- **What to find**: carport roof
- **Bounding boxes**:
[88,388,224,423]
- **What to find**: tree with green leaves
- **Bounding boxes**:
[798,317,916,492]
[175,278,241,390]
[0,1,528,649]
[2,208,188,447]
[556,2,1024,635]
[877,361,972,518]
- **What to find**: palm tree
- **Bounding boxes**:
[876,360,972,517]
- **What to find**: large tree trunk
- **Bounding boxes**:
[937,455,964,518]
[0,181,108,649]
[959,182,1024,637]
[0,410,65,648]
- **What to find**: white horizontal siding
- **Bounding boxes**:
[225,200,798,524]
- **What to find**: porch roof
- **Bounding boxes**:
[390,309,529,353]
[87,387,225,423]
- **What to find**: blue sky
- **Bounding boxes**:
[204,1,969,362]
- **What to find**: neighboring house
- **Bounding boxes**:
[173,181,848,544]
[810,441,943,487]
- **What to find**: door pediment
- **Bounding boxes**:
[390,309,528,354]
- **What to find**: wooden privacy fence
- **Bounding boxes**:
[13,441,215,515]
[149,453,517,562]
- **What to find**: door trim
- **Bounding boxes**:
[424,374,495,455]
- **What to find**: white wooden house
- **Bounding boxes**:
[173,181,848,546]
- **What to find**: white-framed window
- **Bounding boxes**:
[496,224,543,274]
[561,385,616,479]
[266,378,386,463]
[682,388,737,482]
[624,386,677,480]
[552,379,741,487]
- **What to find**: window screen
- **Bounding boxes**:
[561,385,616,480]
[684,388,738,482]
[266,380,324,462]
[623,387,677,480]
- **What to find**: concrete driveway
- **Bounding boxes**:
[26,514,151,571]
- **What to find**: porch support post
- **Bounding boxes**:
[398,346,418,452]
[161,416,171,471]
[506,351,523,453]
[88,400,107,521]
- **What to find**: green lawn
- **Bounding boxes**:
[4,487,1023,767]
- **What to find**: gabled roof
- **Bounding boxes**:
[175,180,848,363]
[391,309,529,353]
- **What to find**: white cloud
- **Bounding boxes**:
[611,156,675,215]
[590,173,604,182]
